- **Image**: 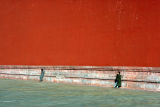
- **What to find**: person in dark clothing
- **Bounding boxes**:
[40,69,45,82]
[114,71,121,88]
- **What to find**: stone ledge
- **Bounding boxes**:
[0,65,160,91]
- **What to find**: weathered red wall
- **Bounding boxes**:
[0,0,160,66]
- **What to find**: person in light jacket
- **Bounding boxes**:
[40,69,45,82]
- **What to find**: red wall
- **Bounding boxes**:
[0,0,160,67]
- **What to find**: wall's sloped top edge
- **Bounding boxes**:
[0,65,160,72]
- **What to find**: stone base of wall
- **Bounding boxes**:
[0,65,160,91]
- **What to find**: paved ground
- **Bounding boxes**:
[0,79,160,107]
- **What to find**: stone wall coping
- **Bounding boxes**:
[0,65,160,72]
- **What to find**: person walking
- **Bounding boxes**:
[114,71,121,88]
[40,69,45,82]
